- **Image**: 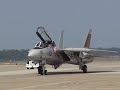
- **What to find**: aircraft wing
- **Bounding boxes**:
[61,48,117,57]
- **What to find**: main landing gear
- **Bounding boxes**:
[79,64,87,73]
[81,65,87,73]
[79,58,87,73]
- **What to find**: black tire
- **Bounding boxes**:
[83,65,87,73]
[38,67,40,74]
[40,71,43,75]
[30,67,34,69]
[38,66,43,75]
[27,67,29,69]
[44,70,48,75]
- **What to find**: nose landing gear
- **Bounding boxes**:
[38,60,48,75]
[38,65,48,75]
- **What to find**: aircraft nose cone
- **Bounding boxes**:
[28,49,41,60]
[28,51,34,59]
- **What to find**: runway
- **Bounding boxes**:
[0,57,120,90]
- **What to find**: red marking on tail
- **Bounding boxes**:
[84,29,92,48]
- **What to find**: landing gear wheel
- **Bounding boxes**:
[40,71,43,75]
[30,67,34,69]
[44,70,48,75]
[38,66,43,75]
[38,66,48,75]
[82,65,87,73]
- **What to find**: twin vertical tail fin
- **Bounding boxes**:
[58,29,91,49]
[84,29,92,48]
[59,30,64,49]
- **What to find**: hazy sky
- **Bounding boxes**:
[0,0,120,49]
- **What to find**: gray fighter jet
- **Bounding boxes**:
[28,26,117,75]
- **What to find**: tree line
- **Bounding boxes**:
[0,49,29,61]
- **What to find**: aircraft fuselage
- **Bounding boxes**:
[28,47,93,68]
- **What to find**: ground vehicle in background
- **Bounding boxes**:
[26,60,39,69]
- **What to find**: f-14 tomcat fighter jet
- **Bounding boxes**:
[28,26,116,75]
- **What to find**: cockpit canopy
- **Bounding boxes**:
[36,26,52,44]
[34,26,56,49]
[38,27,52,42]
